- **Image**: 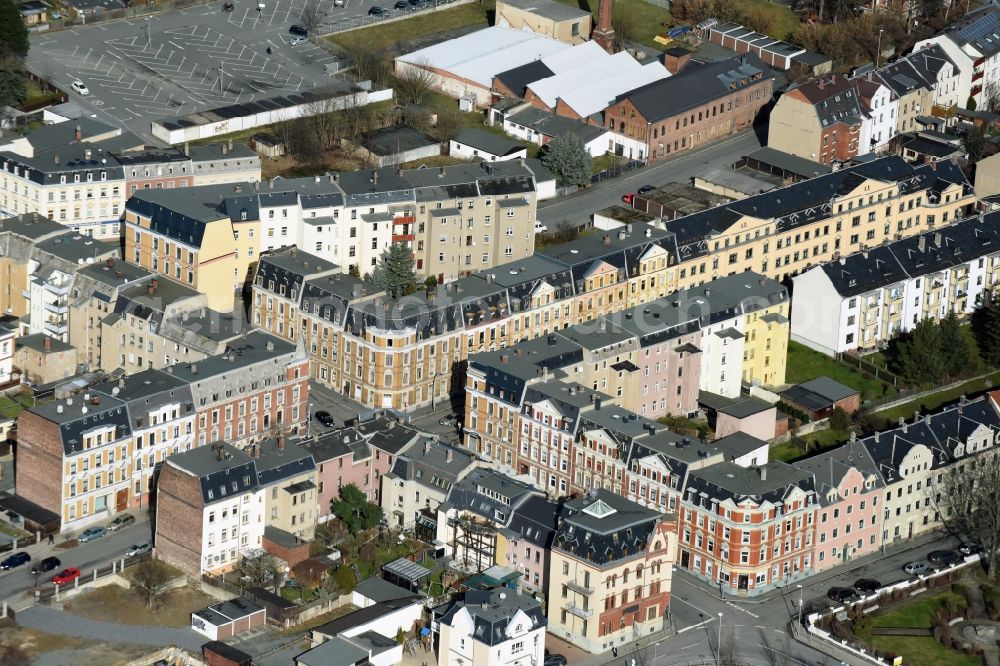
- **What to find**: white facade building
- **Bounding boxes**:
[433,589,547,666]
[914,7,1000,109]
[791,212,992,357]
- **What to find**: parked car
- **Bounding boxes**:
[31,556,60,575]
[368,5,387,15]
[621,193,635,206]
[438,415,457,426]
[289,24,308,36]
[853,578,881,595]
[637,184,656,195]
[544,654,568,666]
[959,542,983,556]
[534,221,548,233]
[290,36,308,46]
[315,410,336,427]
[70,80,89,95]
[393,0,408,8]
[79,526,106,543]
[52,567,81,585]
[904,561,929,575]
[108,514,135,531]
[333,0,345,5]
[126,543,151,558]
[928,550,961,567]
[0,552,30,570]
[408,0,425,5]
[826,586,855,603]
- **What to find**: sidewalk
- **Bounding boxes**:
[675,529,949,605]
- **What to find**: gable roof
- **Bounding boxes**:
[619,55,772,123]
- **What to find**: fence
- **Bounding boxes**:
[798,555,981,666]
[317,0,468,37]
[839,352,900,387]
[39,0,216,32]
[34,551,153,603]
[590,159,645,184]
[201,573,350,626]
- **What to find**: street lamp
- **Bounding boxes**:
[307,401,313,438]
[430,371,437,410]
[797,584,804,626]
[716,612,724,666]
[875,29,884,69]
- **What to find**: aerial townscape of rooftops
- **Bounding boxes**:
[5,0,1000,663]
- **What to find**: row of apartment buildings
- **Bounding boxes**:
[123,160,546,312]
[0,213,252,384]
[791,210,1000,355]
[244,156,972,412]
[0,118,260,239]
[453,359,1000,601]
[15,330,310,532]
[768,43,960,166]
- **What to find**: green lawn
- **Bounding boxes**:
[786,341,895,401]
[877,371,1000,423]
[742,0,801,41]
[329,1,494,52]
[870,636,982,666]
[871,591,966,629]
[554,0,672,49]
[769,429,850,462]
[0,393,34,420]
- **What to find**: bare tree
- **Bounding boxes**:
[394,59,435,106]
[239,549,284,592]
[934,455,1000,578]
[611,8,639,53]
[349,42,392,87]
[130,560,176,608]
[306,97,343,150]
[299,0,324,34]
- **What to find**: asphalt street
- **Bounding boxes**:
[537,129,765,229]
[0,516,152,609]
[576,528,963,666]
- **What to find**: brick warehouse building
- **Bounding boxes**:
[603,54,773,162]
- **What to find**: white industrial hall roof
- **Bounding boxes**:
[395,26,573,88]
[527,50,670,118]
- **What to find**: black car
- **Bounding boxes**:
[408,0,424,5]
[0,551,30,570]
[959,542,983,556]
[637,184,656,195]
[368,5,387,15]
[393,0,408,8]
[31,556,60,575]
[854,578,881,595]
[289,24,308,36]
[544,655,568,666]
[315,410,336,427]
[928,550,961,567]
[827,586,855,603]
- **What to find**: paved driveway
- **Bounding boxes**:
[15,604,204,651]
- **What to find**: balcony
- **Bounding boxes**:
[392,234,415,242]
[566,580,594,595]
[393,215,416,225]
[43,281,72,296]
[44,301,68,314]
[564,602,593,619]
[44,320,68,336]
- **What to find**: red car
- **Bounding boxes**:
[622,193,635,206]
[52,567,80,585]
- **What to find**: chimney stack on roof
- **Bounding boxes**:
[446,448,454,463]
[277,435,286,451]
[43,336,51,352]
[759,466,767,481]
[74,125,82,142]
[371,170,379,184]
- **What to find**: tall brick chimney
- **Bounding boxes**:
[592,0,616,53]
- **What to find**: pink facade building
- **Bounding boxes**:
[305,417,420,519]
[793,441,884,572]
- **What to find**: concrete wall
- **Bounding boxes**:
[151,90,395,144]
